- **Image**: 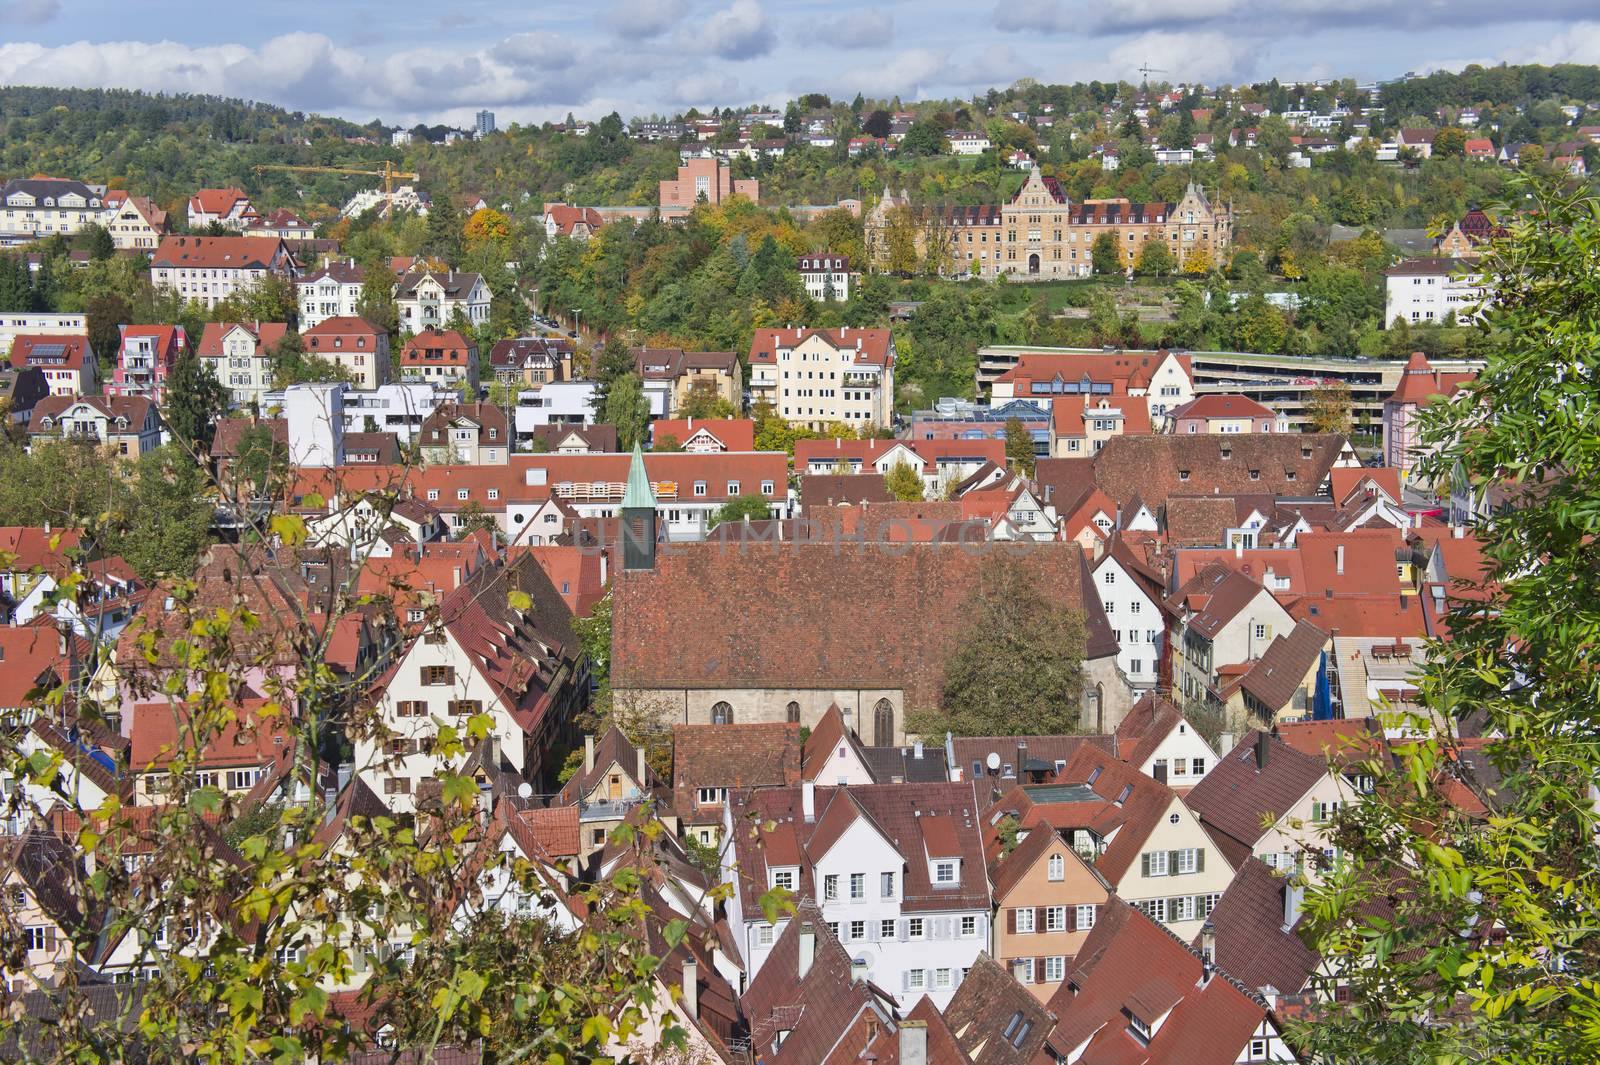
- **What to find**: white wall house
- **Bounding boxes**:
[1384,258,1488,327]
[798,254,852,302]
[747,327,896,430]
[1091,551,1165,689]
[0,178,108,240]
[339,382,452,443]
[723,781,991,1011]
[394,269,491,333]
[296,261,365,329]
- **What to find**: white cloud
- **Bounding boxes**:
[697,0,774,60]
[995,0,1595,36]
[669,70,741,106]
[0,32,594,126]
[1099,30,1255,84]
[603,0,689,39]
[1498,20,1600,64]
[815,10,893,49]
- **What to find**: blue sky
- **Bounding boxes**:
[0,1,1597,126]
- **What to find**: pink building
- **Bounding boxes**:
[659,158,758,211]
[109,325,187,402]
[1382,352,1475,483]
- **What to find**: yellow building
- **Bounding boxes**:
[868,167,1231,280]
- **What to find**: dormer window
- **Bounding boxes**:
[771,867,797,891]
[1126,1009,1152,1046]
[932,860,958,885]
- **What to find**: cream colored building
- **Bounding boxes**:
[746,326,895,430]
[871,167,1232,280]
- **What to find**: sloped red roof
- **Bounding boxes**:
[748,326,893,368]
[1387,351,1475,406]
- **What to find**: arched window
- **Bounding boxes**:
[1090,684,1105,733]
[710,701,733,725]
[1047,853,1065,881]
[785,701,800,724]
[873,699,894,747]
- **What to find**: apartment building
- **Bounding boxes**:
[0,177,109,240]
[659,157,758,212]
[296,259,366,329]
[394,268,491,333]
[303,316,390,390]
[747,327,895,430]
[197,320,289,409]
[108,325,187,402]
[150,236,297,312]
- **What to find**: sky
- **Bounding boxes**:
[0,1,1598,127]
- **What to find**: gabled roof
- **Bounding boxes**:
[129,698,293,772]
[394,269,486,300]
[557,724,650,804]
[0,625,82,709]
[152,235,286,271]
[672,721,801,817]
[728,782,988,919]
[1043,899,1271,1065]
[742,903,898,1064]
[1201,857,1320,996]
[9,334,91,372]
[650,418,755,452]
[1184,730,1329,856]
[1169,562,1274,640]
[942,951,1055,1064]
[1170,393,1276,421]
[30,394,154,432]
[1038,433,1350,510]
[197,320,289,358]
[1233,620,1329,712]
[612,543,1116,711]
[188,186,255,217]
[1112,693,1186,769]
[799,473,895,511]
[748,326,893,368]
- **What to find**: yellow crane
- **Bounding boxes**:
[251,161,420,194]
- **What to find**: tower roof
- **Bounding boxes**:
[621,442,657,509]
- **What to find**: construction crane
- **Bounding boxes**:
[1138,63,1168,82]
[251,161,420,194]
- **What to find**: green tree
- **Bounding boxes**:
[604,371,649,450]
[884,459,925,501]
[163,349,228,451]
[679,379,738,419]
[708,493,773,528]
[1298,174,1600,1064]
[356,258,399,334]
[1004,416,1035,476]
[1231,294,1289,353]
[86,293,133,373]
[898,120,946,157]
[884,204,922,274]
[111,444,214,580]
[76,221,116,261]
[1092,229,1122,275]
[912,557,1087,736]
[0,255,32,311]
[1135,238,1175,277]
[454,499,499,541]
[1306,381,1354,434]
[228,420,290,502]
[1432,126,1468,157]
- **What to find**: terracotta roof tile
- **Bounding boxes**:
[1184,730,1327,852]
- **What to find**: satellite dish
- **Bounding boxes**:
[516,782,533,799]
[985,752,1001,773]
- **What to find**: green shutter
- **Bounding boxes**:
[1141,852,1151,877]
[1196,848,1206,873]
[1168,849,1180,874]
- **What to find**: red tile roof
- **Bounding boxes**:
[129,698,292,772]
[748,326,893,368]
[1184,730,1327,854]
[0,625,82,709]
[197,321,290,358]
[188,187,255,218]
[9,334,91,373]
[1044,898,1271,1065]
[399,328,475,366]
[650,418,755,451]
[152,235,286,271]
[1386,351,1475,406]
[1170,393,1275,421]
[1196,857,1319,996]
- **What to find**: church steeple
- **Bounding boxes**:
[620,442,658,571]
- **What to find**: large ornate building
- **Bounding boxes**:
[866,167,1232,280]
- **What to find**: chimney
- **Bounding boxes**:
[802,779,816,823]
[1335,544,1345,575]
[584,735,595,774]
[1452,525,1465,540]
[851,957,869,983]
[1219,731,1235,756]
[1282,881,1305,931]
[1255,730,1269,771]
[1153,761,1168,785]
[899,1020,929,1065]
[1016,741,1029,781]
[913,740,924,760]
[1234,540,1243,559]
[1200,919,1217,964]
[637,744,646,784]
[681,959,698,1020]
[797,923,816,979]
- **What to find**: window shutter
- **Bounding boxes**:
[1168,850,1180,874]
[1007,908,1017,934]
[1141,852,1151,877]
[901,970,911,991]
[1068,906,1077,932]
[44,926,58,952]
[1196,849,1206,873]
[419,666,430,685]
[898,919,908,942]
[1034,957,1045,983]
[1034,907,1044,932]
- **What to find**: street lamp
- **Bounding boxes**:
[571,308,582,335]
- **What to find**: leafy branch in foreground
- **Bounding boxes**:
[1295,172,1600,1064]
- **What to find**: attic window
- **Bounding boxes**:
[1087,765,1102,785]
[1126,1010,1152,1046]
[1114,783,1133,804]
[1178,470,1190,481]
[1285,470,1297,481]
[1220,446,1232,460]
[1249,469,1260,480]
[1301,446,1313,458]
